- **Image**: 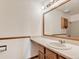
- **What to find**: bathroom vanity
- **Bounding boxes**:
[31,36,79,59]
[31,0,79,59]
[38,44,65,59]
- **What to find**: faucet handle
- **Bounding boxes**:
[58,40,65,44]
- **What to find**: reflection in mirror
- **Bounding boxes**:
[43,0,79,39]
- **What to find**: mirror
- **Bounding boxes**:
[43,0,79,40]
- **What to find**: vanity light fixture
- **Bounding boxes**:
[42,0,59,10]
[42,6,45,10]
[42,0,55,10]
[41,0,54,10]
[50,0,54,2]
[50,0,54,5]
[43,0,70,13]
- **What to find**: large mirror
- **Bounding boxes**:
[43,0,79,40]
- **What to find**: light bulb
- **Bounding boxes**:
[42,6,45,10]
[50,0,54,2]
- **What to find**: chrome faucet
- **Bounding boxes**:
[58,40,65,44]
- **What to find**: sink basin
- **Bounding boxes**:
[47,41,72,50]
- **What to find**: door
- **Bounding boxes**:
[58,56,65,59]
[46,49,57,59]
[39,51,44,59]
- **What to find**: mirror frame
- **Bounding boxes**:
[42,0,79,41]
[43,0,70,36]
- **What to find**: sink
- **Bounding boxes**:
[47,41,72,50]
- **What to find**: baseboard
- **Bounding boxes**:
[29,55,38,59]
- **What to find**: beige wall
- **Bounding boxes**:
[0,0,42,59]
[69,14,79,22]
[67,14,79,36]
[0,38,31,59]
[0,0,26,35]
[29,0,42,36]
[69,21,79,36]
[0,0,42,36]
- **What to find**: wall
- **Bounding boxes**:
[0,0,42,36]
[69,14,79,22]
[0,0,42,59]
[29,0,42,36]
[0,38,31,59]
[0,0,27,35]
[67,14,79,36]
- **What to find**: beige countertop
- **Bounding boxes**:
[31,36,79,59]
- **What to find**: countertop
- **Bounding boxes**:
[31,36,79,59]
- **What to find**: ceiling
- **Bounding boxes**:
[56,0,79,15]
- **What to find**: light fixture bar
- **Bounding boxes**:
[43,0,70,14]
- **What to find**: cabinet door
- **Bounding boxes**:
[39,51,44,59]
[46,49,57,59]
[38,44,44,53]
[58,56,65,59]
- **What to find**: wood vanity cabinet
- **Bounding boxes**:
[45,49,57,59]
[38,45,45,59]
[39,51,44,59]
[38,44,66,59]
[58,56,65,59]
